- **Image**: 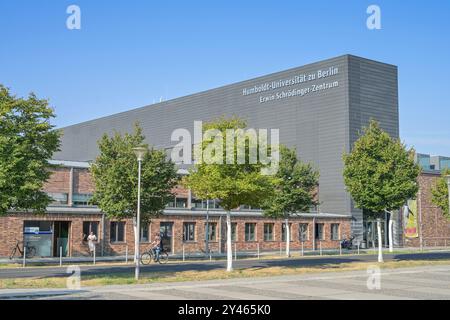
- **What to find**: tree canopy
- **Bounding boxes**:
[343,120,420,213]
[262,145,319,218]
[0,85,61,215]
[431,168,450,218]
[183,116,275,211]
[90,124,178,221]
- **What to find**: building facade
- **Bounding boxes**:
[0,163,351,258]
[54,54,400,242]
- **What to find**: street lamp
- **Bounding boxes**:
[133,146,146,281]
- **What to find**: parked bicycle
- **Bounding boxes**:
[9,240,37,259]
[140,248,169,265]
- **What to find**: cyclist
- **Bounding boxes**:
[151,234,162,262]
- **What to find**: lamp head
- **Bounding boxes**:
[132,146,147,161]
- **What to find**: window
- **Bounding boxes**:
[264,223,274,241]
[315,223,324,240]
[73,193,93,206]
[141,223,149,242]
[183,223,196,242]
[281,223,292,241]
[245,223,256,242]
[231,223,237,241]
[176,197,188,208]
[47,193,69,205]
[299,223,309,241]
[331,224,340,240]
[110,222,125,243]
[82,221,99,241]
[205,223,217,241]
[192,198,205,209]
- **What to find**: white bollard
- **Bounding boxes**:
[234,243,237,261]
[125,246,128,264]
[209,249,212,262]
[279,243,282,256]
[60,246,63,267]
[182,244,185,262]
[23,246,26,268]
[301,242,304,257]
[93,246,96,265]
[339,242,342,256]
[319,242,322,256]
[257,243,260,259]
[357,243,360,255]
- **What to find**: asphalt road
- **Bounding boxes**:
[3,264,450,300]
[1,251,450,279]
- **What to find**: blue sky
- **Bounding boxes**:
[0,0,449,155]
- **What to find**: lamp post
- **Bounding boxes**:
[133,146,146,281]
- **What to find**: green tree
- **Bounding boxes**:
[343,120,420,261]
[90,124,178,259]
[183,116,276,271]
[262,145,319,257]
[431,168,450,218]
[0,85,61,215]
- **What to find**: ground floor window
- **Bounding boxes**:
[315,223,324,240]
[281,223,292,241]
[205,222,217,241]
[110,222,125,243]
[245,223,256,242]
[183,222,196,242]
[83,221,99,241]
[264,223,274,241]
[331,223,340,240]
[141,223,149,242]
[299,223,309,241]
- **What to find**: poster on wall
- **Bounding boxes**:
[404,199,419,238]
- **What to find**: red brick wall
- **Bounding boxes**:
[404,172,450,247]
[73,169,95,194]
[0,213,351,257]
[43,168,70,193]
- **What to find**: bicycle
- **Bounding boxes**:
[140,248,169,265]
[9,240,37,259]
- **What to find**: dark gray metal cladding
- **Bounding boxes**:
[54,54,399,237]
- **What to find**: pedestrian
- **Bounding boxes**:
[87,231,97,256]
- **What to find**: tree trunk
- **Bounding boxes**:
[226,211,233,272]
[285,218,290,257]
[133,217,138,263]
[388,212,394,253]
[377,219,384,263]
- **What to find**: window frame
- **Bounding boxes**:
[263,223,274,241]
[245,223,256,242]
[183,222,196,242]
[110,221,126,243]
[299,223,309,241]
[331,223,340,240]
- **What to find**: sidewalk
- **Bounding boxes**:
[2,246,450,266]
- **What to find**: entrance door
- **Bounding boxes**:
[160,222,173,253]
[53,222,70,257]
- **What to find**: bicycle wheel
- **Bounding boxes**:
[159,252,169,264]
[9,247,17,260]
[140,252,153,265]
[26,247,36,259]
